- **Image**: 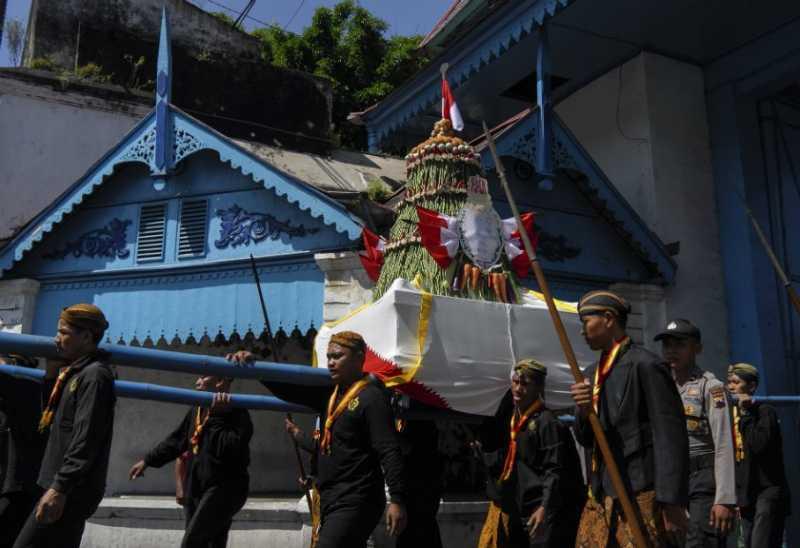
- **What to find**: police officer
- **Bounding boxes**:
[655,319,736,547]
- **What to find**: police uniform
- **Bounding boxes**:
[655,320,736,548]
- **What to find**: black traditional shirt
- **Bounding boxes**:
[263,376,407,513]
[734,402,791,513]
[0,360,46,496]
[481,392,584,517]
[574,343,689,505]
[144,406,252,499]
[37,351,116,499]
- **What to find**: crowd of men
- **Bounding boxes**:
[0,293,792,548]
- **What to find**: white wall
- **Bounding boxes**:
[556,53,731,377]
[0,86,146,241]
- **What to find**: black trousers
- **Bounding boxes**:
[0,492,37,548]
[740,487,787,548]
[396,482,442,548]
[12,489,100,548]
[686,461,727,548]
[183,482,248,548]
[317,498,385,548]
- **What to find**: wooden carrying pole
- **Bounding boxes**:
[249,254,314,514]
[739,199,800,317]
[482,123,650,548]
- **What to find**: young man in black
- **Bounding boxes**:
[228,330,407,548]
[569,290,689,547]
[128,373,252,548]
[478,359,584,547]
[13,304,116,548]
[0,354,46,548]
[727,363,791,548]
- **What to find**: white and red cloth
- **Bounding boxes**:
[358,228,385,282]
[314,278,593,416]
[441,76,464,131]
[416,206,459,269]
[502,212,539,278]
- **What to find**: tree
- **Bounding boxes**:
[251,1,428,149]
[4,19,24,67]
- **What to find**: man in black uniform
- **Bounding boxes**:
[727,363,791,548]
[228,330,407,548]
[128,373,252,548]
[0,355,46,548]
[13,303,115,548]
[477,359,584,547]
[569,290,689,547]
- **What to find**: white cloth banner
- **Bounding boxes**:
[314,279,595,416]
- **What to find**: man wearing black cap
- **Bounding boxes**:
[655,319,736,547]
[478,358,584,547]
[727,363,791,548]
[569,290,689,546]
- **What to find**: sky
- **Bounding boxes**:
[0,0,449,67]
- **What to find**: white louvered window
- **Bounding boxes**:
[136,203,167,263]
[177,199,208,259]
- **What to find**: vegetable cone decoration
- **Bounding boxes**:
[373,119,537,303]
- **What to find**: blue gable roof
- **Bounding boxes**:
[0,105,362,277]
[476,108,677,284]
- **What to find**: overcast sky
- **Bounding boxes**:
[1,0,448,67]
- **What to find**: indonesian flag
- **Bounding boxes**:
[502,212,539,278]
[416,206,459,269]
[359,228,385,282]
[441,76,464,131]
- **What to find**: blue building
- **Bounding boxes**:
[353,0,800,542]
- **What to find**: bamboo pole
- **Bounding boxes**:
[737,196,800,317]
[483,122,650,548]
[249,254,314,514]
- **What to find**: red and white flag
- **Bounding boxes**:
[441,76,464,131]
[359,228,386,282]
[502,212,539,278]
[416,206,459,269]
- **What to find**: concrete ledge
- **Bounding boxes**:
[82,496,487,548]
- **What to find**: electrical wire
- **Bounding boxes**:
[284,0,306,31]
[203,0,271,28]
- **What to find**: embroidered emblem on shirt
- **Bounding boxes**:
[69,378,78,393]
[528,419,537,432]
[348,397,360,411]
[710,386,726,408]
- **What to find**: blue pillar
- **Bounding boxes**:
[536,24,554,191]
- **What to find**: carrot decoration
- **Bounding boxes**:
[461,264,471,292]
[470,265,480,291]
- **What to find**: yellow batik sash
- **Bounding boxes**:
[732,405,745,462]
[320,377,371,455]
[590,337,630,473]
[190,407,211,455]
[499,398,544,482]
[38,366,74,432]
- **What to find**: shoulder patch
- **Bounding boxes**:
[347,397,360,412]
[710,385,726,408]
[69,377,78,393]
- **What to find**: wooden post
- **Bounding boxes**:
[483,123,650,548]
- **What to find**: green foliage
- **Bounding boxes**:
[30,57,58,71]
[211,12,236,26]
[250,1,429,149]
[365,177,391,202]
[75,63,113,84]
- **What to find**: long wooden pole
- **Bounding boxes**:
[249,254,314,514]
[737,196,800,317]
[483,123,650,548]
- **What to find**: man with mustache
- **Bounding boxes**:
[655,319,735,547]
[228,330,407,548]
[13,304,115,548]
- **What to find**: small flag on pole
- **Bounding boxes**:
[441,66,464,131]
